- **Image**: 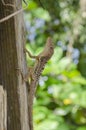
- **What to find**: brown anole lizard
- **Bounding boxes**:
[22,37,54,130]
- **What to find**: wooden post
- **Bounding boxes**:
[0,0,30,130]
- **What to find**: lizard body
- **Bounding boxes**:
[25,37,54,130]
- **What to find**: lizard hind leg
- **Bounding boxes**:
[16,68,26,83]
[28,67,34,82]
[16,68,30,83]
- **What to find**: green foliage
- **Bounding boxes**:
[24,0,86,130]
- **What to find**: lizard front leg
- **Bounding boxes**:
[24,48,40,61]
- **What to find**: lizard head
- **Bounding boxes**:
[45,37,54,58]
[39,37,54,60]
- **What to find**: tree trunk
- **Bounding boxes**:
[0,0,30,130]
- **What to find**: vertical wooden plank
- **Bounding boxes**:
[0,85,7,130]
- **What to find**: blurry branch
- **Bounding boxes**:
[34,0,60,19]
[66,0,86,59]
[72,0,86,43]
[39,0,45,9]
[66,33,74,59]
[80,0,86,18]
[0,5,28,23]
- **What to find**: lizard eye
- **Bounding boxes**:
[50,46,53,49]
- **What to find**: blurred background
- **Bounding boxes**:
[23,0,86,130]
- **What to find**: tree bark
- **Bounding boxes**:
[0,0,30,130]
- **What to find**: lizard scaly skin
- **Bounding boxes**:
[25,37,54,130]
